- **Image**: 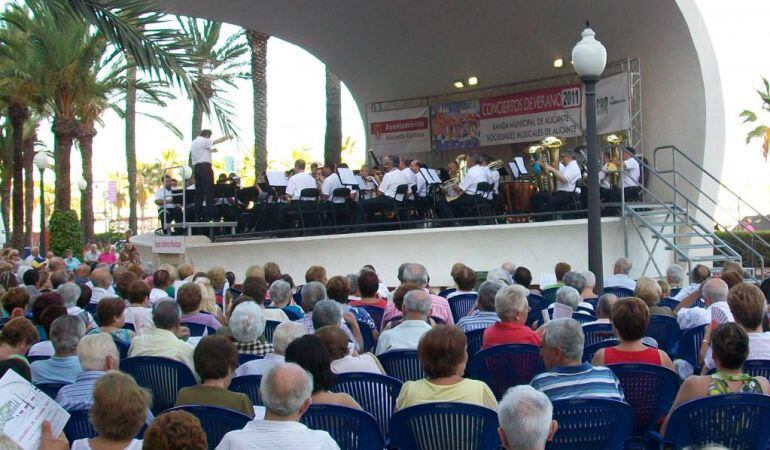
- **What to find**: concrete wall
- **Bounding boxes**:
[133,220,671,288]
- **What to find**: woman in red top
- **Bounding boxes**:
[592,297,675,370]
[349,271,387,309]
[482,285,540,349]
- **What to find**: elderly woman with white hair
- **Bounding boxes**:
[482,285,540,349]
[234,321,307,377]
[229,301,273,356]
[546,285,594,317]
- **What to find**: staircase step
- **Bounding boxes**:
[649,221,687,227]
[666,243,723,250]
[685,255,741,262]
[633,210,678,217]
[660,232,703,238]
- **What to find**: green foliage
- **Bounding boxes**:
[49,209,83,258]
[714,231,770,267]
[740,77,770,157]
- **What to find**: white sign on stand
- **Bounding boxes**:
[153,236,186,254]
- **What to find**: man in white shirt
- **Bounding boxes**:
[277,159,319,229]
[673,265,711,302]
[603,257,637,291]
[675,277,732,331]
[190,129,229,220]
[399,157,417,195]
[375,289,432,355]
[320,165,346,204]
[539,149,582,213]
[217,362,340,450]
[355,155,409,224]
[448,152,490,218]
[619,147,642,202]
[89,268,113,304]
[154,175,182,233]
[598,153,618,203]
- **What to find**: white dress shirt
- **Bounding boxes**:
[89,287,113,304]
[234,353,285,377]
[190,136,214,165]
[458,165,489,195]
[286,172,318,200]
[401,167,417,190]
[622,156,641,188]
[375,320,432,355]
[603,273,636,291]
[125,306,154,332]
[556,160,582,192]
[413,170,428,198]
[217,420,340,450]
[321,174,345,204]
[486,167,501,195]
[676,301,733,331]
[154,187,180,209]
[378,168,409,199]
[673,283,700,302]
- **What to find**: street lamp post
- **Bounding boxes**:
[572,23,607,292]
[33,152,49,253]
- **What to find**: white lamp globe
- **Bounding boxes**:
[33,152,49,171]
[77,178,87,191]
[571,26,607,78]
[182,166,193,180]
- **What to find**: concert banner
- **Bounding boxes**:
[367,106,430,155]
[478,85,583,145]
[430,100,481,151]
[595,72,631,135]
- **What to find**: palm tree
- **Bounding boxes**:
[0,124,12,238]
[740,77,770,159]
[23,117,40,247]
[324,66,342,166]
[246,30,268,176]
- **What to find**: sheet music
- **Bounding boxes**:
[514,157,528,175]
[420,168,440,185]
[354,175,367,191]
[539,272,557,288]
[427,169,441,184]
[337,168,357,185]
[265,171,289,187]
[508,162,520,179]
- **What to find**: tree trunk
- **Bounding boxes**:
[247,30,269,176]
[324,67,342,167]
[191,100,203,140]
[79,121,96,245]
[8,103,28,249]
[0,171,9,241]
[23,130,35,248]
[52,116,78,211]
[125,63,138,233]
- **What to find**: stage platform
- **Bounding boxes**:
[133,217,672,288]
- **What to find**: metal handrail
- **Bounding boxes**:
[653,145,770,258]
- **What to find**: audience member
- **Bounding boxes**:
[604,257,636,290]
[635,277,674,317]
[297,281,329,333]
[376,290,433,355]
[142,410,207,450]
[128,300,196,377]
[657,279,671,299]
[316,325,384,375]
[349,270,387,309]
[383,263,453,325]
[32,292,64,339]
[217,363,340,450]
[305,265,328,284]
[58,282,95,330]
[486,268,512,286]
[149,270,172,304]
[267,279,303,319]
[49,270,68,290]
[543,262,570,291]
[498,385,558,450]
[56,334,120,411]
[482,285,540,349]
[27,305,67,357]
[91,297,135,345]
[457,280,504,332]
[326,275,378,340]
[1,287,29,318]
[546,285,594,316]
[89,268,114,304]
[234,321,306,377]
[125,280,153,332]
[397,325,496,410]
[31,315,85,384]
[719,270,743,290]
[0,317,39,363]
[175,335,254,417]
[312,299,363,351]
[592,297,675,370]
[561,272,595,313]
[230,301,273,356]
[242,276,289,322]
[115,271,139,300]
[513,266,538,295]
[22,269,42,301]
[177,282,221,330]
[285,335,361,409]
[446,266,477,300]
[666,264,686,293]
[580,270,598,300]
[0,357,31,382]
[381,282,424,330]
[675,277,732,331]
[673,264,711,302]
[584,294,617,326]
[194,277,223,319]
[531,318,624,401]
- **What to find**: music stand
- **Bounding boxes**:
[336,167,358,186]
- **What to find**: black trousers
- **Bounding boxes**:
[543,191,575,212]
[193,162,215,221]
[158,207,183,233]
[624,186,643,202]
[448,194,476,218]
[355,196,396,224]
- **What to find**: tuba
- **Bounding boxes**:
[528,136,564,192]
[604,133,624,188]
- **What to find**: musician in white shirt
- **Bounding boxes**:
[620,146,642,201]
[598,153,618,203]
[400,157,417,197]
[320,165,347,204]
[277,159,319,229]
[355,155,409,224]
[410,160,428,200]
[358,165,377,200]
[539,149,582,212]
[154,175,182,232]
[448,152,490,218]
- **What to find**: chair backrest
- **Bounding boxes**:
[669,287,682,297]
[263,320,281,343]
[437,288,456,298]
[658,297,679,310]
[603,287,635,298]
[743,359,770,379]
[541,287,559,304]
[331,372,402,438]
[645,315,682,354]
[662,393,770,449]
[378,350,425,382]
[388,402,501,450]
[26,355,50,364]
[299,188,319,200]
[35,382,67,399]
[608,363,680,433]
[475,181,492,199]
[467,344,544,399]
[165,405,251,450]
[571,313,598,324]
[237,353,263,366]
[292,291,303,306]
[122,322,135,332]
[228,374,263,406]
[180,322,215,337]
[582,339,620,363]
[331,187,351,201]
[278,306,303,321]
[85,302,97,315]
[394,184,409,202]
[582,323,615,347]
[120,356,197,414]
[63,409,96,443]
[465,328,485,358]
[357,320,376,353]
[678,324,707,374]
[447,293,479,323]
[112,336,130,360]
[301,403,384,450]
[527,293,546,326]
[360,305,385,332]
[548,398,635,450]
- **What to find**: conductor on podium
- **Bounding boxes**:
[190,129,229,221]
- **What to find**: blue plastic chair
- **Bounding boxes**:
[602,286,635,298]
[467,344,544,399]
[276,306,303,321]
[181,322,216,337]
[63,410,95,443]
[669,287,682,297]
[229,374,263,406]
[120,356,197,414]
[237,353,262,366]
[356,321,376,353]
[447,293,479,323]
[582,323,615,347]
[654,393,770,449]
[388,402,501,450]
[527,293,546,326]
[85,303,97,316]
[35,383,67,399]
[607,363,680,434]
[582,339,620,363]
[263,320,281,342]
[378,350,425,382]
[658,297,679,310]
[548,398,634,450]
[743,359,770,378]
[583,296,599,308]
[437,288,456,298]
[541,287,559,304]
[292,290,303,306]
[122,322,135,332]
[26,354,50,363]
[465,328,485,358]
[677,324,707,374]
[570,312,598,324]
[165,405,251,450]
[331,372,402,438]
[301,403,384,450]
[645,315,681,354]
[360,305,385,332]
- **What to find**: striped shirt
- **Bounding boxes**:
[456,311,500,333]
[530,363,625,401]
[56,371,105,411]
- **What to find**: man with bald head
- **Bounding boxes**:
[89,268,113,304]
[603,257,636,291]
[217,362,340,449]
[47,257,66,272]
[674,277,732,331]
